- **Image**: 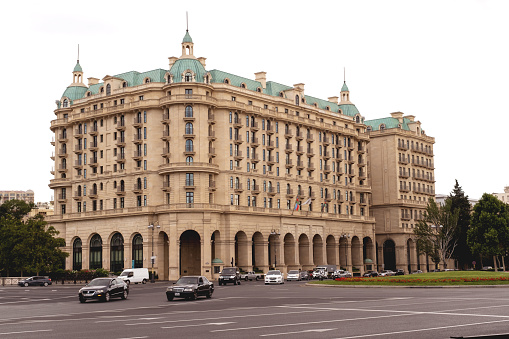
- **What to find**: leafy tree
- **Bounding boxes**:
[448,180,473,269]
[414,197,459,269]
[467,193,509,270]
[0,200,68,276]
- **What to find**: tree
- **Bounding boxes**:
[0,200,68,276]
[467,193,509,270]
[448,180,473,269]
[414,197,459,269]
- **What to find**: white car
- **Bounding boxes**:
[379,270,395,277]
[265,270,284,284]
[286,270,300,281]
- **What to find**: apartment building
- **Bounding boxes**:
[0,190,35,204]
[365,112,435,272]
[47,31,377,279]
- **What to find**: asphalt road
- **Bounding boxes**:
[1,280,509,338]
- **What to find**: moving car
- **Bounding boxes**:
[333,270,352,278]
[218,267,241,285]
[265,270,284,284]
[119,268,149,285]
[79,277,128,303]
[395,269,405,276]
[286,270,301,281]
[379,270,395,277]
[166,276,214,301]
[299,271,310,280]
[240,271,263,281]
[363,271,379,277]
[18,276,52,287]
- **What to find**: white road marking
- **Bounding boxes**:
[333,319,509,338]
[116,337,148,339]
[0,329,52,336]
[261,328,337,336]
[161,321,236,329]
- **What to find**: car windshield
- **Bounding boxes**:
[288,270,299,274]
[87,278,111,286]
[177,277,198,285]
[267,271,281,276]
[119,271,130,276]
[221,268,236,274]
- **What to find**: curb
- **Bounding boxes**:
[305,283,509,288]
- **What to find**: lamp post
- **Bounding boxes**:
[148,222,160,283]
[270,229,280,269]
[341,233,350,270]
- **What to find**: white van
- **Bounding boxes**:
[119,268,149,284]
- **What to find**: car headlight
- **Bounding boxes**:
[96,289,104,293]
[184,288,193,292]
[167,287,173,292]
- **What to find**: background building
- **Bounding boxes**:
[47,31,377,280]
[365,112,436,272]
[0,190,34,204]
[493,187,509,204]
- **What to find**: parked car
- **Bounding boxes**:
[363,271,379,277]
[218,267,241,285]
[286,270,301,281]
[299,271,310,280]
[334,270,352,278]
[379,270,395,277]
[79,277,128,303]
[265,270,284,284]
[119,268,149,285]
[240,271,263,281]
[18,276,52,287]
[482,266,493,271]
[395,269,405,276]
[166,276,214,301]
[411,270,423,274]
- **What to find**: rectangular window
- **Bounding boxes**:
[144,195,147,206]
[186,173,194,186]
[144,144,147,156]
[139,95,144,101]
[144,127,147,139]
[144,160,147,170]
[247,196,251,206]
[229,127,232,140]
[113,198,117,209]
[144,111,147,123]
[185,89,192,96]
[77,202,81,212]
[61,204,66,215]
[230,160,233,170]
[137,195,142,207]
[120,98,125,104]
[100,200,103,210]
[120,198,124,208]
[231,96,236,101]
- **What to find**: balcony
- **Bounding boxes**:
[397,143,408,151]
[284,129,293,139]
[183,114,195,122]
[296,146,304,155]
[306,149,315,157]
[73,160,83,169]
[208,130,216,140]
[398,158,409,165]
[322,136,330,145]
[184,129,195,138]
[357,159,366,167]
[346,156,355,164]
[58,149,67,157]
[57,194,67,203]
[306,134,314,143]
[89,141,98,150]
[89,125,98,136]
[57,164,67,173]
[358,171,367,180]
[251,185,260,194]
[184,145,195,155]
[133,134,143,144]
[323,165,331,173]
[233,118,242,128]
[133,116,143,127]
[250,137,259,147]
[308,164,315,171]
[233,136,243,144]
[209,147,216,157]
[234,150,243,160]
[267,156,275,165]
[89,189,98,199]
[234,183,243,193]
[266,141,275,150]
[295,131,304,140]
[58,133,68,142]
[74,128,83,138]
[296,161,305,170]
[285,159,294,168]
[133,150,143,160]
[286,189,294,198]
[267,187,276,196]
[324,193,332,202]
[74,144,83,153]
[348,169,355,177]
[162,180,171,192]
[285,144,293,153]
[133,184,143,194]
[162,112,170,124]
[357,146,365,153]
[208,181,216,191]
[115,136,126,147]
[347,143,354,150]
[89,158,98,167]
[162,130,171,141]
[116,154,126,162]
[116,121,126,130]
[266,125,275,134]
[251,153,260,162]
[323,151,331,159]
[207,112,215,124]
[250,121,259,131]
[401,213,411,221]
[116,187,126,196]
[73,191,82,200]
[185,179,195,189]
[399,186,410,193]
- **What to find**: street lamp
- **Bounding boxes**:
[148,222,160,283]
[270,229,280,269]
[341,233,350,270]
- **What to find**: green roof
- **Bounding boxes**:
[73,62,82,72]
[264,81,292,97]
[169,59,206,83]
[61,86,87,102]
[338,104,360,117]
[209,69,262,91]
[182,30,193,43]
[341,82,349,92]
[364,117,412,131]
[211,258,224,264]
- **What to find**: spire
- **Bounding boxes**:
[182,30,193,43]
[70,45,86,87]
[341,82,349,92]
[73,44,82,72]
[180,14,195,59]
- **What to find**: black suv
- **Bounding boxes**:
[79,277,129,303]
[18,276,52,287]
[218,267,241,285]
[166,276,214,301]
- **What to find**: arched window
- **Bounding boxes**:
[185,106,193,118]
[230,176,234,188]
[73,238,82,271]
[185,122,193,135]
[287,183,291,194]
[298,185,302,195]
[145,78,151,83]
[132,234,143,268]
[110,233,124,273]
[379,124,386,131]
[308,186,312,196]
[356,115,360,123]
[224,79,229,84]
[186,156,193,163]
[185,72,192,82]
[122,81,127,88]
[279,92,284,97]
[241,83,246,88]
[89,234,102,269]
[100,87,104,93]
[167,75,171,84]
[295,95,299,106]
[247,178,251,190]
[235,177,240,189]
[77,185,82,196]
[185,139,193,152]
[256,87,261,92]
[63,99,68,108]
[120,180,125,191]
[106,84,111,95]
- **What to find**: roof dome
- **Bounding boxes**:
[169,58,206,83]
[338,104,360,117]
[61,86,87,101]
[182,30,193,43]
[73,61,83,72]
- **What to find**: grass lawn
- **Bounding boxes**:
[311,271,509,286]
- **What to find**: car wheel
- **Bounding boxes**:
[265,283,268,285]
[192,291,198,300]
[126,280,130,285]
[238,279,241,285]
[24,283,28,287]
[167,295,173,301]
[245,277,248,281]
[255,277,259,281]
[142,279,147,284]
[79,297,86,303]
[44,282,48,287]
[206,290,212,299]
[104,292,110,302]
[121,290,128,300]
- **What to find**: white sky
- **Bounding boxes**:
[1,0,507,202]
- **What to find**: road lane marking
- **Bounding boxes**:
[0,329,52,336]
[160,321,236,329]
[333,319,509,338]
[116,337,148,339]
[261,328,337,336]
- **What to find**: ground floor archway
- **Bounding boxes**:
[180,230,201,276]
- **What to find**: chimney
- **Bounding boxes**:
[168,57,178,69]
[197,57,206,68]
[87,77,99,86]
[328,96,339,104]
[390,111,404,123]
[255,71,267,89]
[294,83,305,91]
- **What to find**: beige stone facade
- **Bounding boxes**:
[493,187,509,204]
[47,31,377,280]
[365,112,436,272]
[0,190,34,204]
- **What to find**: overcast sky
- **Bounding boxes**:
[1,0,507,203]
